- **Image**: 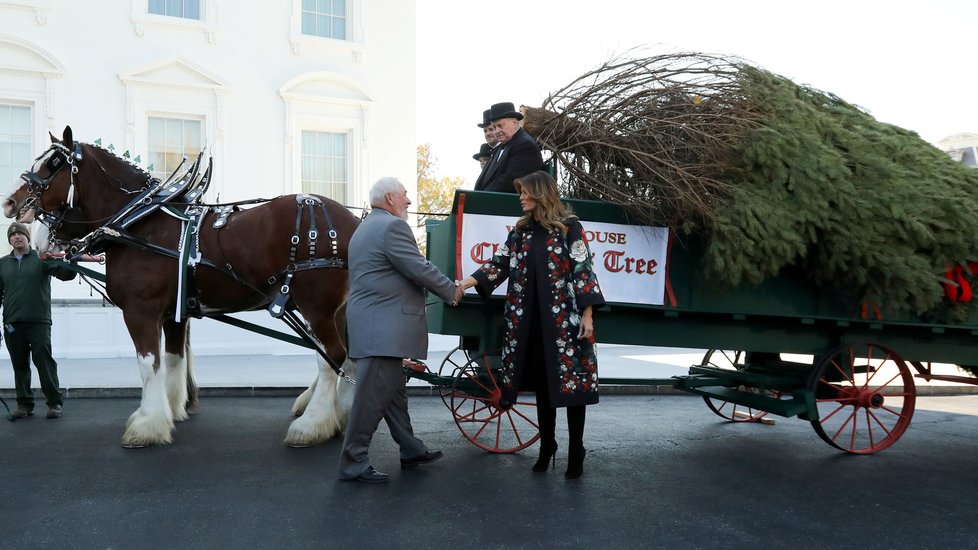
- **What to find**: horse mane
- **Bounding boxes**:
[82,142,158,193]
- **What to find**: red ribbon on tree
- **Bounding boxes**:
[943,262,978,302]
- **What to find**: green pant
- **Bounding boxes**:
[4,322,62,410]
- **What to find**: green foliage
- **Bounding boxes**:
[416,144,463,254]
[702,66,978,316]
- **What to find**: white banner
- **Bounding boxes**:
[459,213,670,305]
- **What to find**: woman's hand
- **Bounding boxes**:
[453,276,478,305]
[577,306,594,341]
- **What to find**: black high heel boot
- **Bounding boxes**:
[533,401,557,473]
[532,441,558,472]
[565,405,587,479]
[565,445,586,479]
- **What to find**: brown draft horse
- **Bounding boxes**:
[2,127,360,448]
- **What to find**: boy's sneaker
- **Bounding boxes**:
[10,407,33,419]
[46,405,62,419]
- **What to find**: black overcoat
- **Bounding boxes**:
[473,128,543,193]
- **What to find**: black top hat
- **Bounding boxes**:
[477,109,492,128]
[487,102,523,122]
[473,143,493,160]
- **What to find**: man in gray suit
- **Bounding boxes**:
[338,177,458,483]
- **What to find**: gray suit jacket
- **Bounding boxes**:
[346,208,456,360]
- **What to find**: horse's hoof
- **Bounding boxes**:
[121,442,148,449]
[285,442,313,449]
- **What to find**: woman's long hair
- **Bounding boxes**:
[514,171,576,234]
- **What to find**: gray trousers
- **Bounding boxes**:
[338,356,427,479]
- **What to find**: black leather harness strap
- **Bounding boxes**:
[268,194,347,318]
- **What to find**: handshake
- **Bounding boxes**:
[450,277,475,306]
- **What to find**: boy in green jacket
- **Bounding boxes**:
[0,222,76,419]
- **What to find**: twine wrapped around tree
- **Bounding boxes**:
[522,52,978,320]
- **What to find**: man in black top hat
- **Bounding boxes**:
[478,109,499,149]
[473,143,493,169]
[474,102,543,193]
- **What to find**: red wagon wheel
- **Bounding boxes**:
[436,346,471,408]
[448,355,539,453]
[700,349,775,422]
[808,343,916,454]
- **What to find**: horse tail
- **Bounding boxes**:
[184,322,199,412]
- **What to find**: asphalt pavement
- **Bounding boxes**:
[2,341,978,548]
[2,394,978,548]
[2,341,975,397]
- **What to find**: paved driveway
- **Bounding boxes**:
[2,395,978,548]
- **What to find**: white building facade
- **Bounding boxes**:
[940,133,978,168]
[0,0,417,357]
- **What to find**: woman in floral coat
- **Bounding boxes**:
[457,171,605,479]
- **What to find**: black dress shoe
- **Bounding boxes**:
[345,467,388,484]
[400,450,443,469]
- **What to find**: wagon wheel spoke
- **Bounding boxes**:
[436,346,471,408]
[448,356,539,453]
[700,349,778,422]
[503,410,530,447]
[809,343,916,454]
[452,399,492,422]
[457,365,495,396]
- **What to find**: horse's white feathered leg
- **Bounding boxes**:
[123,353,175,447]
[291,375,318,417]
[164,351,189,422]
[284,355,356,447]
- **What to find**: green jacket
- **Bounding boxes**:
[0,249,77,324]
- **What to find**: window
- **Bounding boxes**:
[301,130,347,202]
[0,105,32,192]
[301,0,346,40]
[148,116,202,181]
[148,0,200,19]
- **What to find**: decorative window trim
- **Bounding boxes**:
[130,0,219,44]
[0,34,63,132]
[288,0,364,61]
[280,71,372,204]
[120,56,229,198]
[0,0,51,25]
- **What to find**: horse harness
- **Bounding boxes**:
[266,194,347,317]
[19,144,353,382]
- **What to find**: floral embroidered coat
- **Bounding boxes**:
[471,218,605,407]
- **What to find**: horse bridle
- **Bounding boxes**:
[18,142,82,238]
[19,142,152,251]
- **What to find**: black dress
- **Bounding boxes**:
[517,223,550,405]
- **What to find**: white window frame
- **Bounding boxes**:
[299,129,351,203]
[299,0,346,40]
[146,114,205,181]
[0,100,34,255]
[0,101,33,182]
[130,0,219,44]
[288,0,364,60]
[120,56,228,200]
[280,72,372,206]
[289,116,360,204]
[147,0,201,19]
